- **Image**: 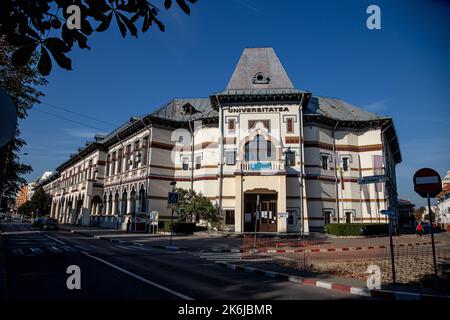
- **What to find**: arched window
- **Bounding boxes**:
[108,193,113,215]
[114,192,119,215]
[138,187,146,212]
[244,134,276,161]
[130,189,136,214]
[121,190,127,215]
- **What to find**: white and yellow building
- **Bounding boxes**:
[38,48,402,233]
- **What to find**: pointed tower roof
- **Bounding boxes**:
[226,48,294,90]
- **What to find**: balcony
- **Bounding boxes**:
[236,160,285,174]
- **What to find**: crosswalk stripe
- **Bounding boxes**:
[12,248,24,256]
[30,247,42,253]
[116,245,139,251]
[61,246,78,252]
[47,246,63,253]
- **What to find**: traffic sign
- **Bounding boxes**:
[357,175,385,185]
[168,192,179,204]
[380,208,395,216]
[413,168,442,198]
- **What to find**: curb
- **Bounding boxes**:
[153,245,186,251]
[249,241,441,254]
[201,248,242,253]
[216,261,370,297]
[217,262,450,300]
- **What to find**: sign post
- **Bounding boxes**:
[381,208,396,284]
[253,195,260,249]
[168,188,179,247]
[413,168,442,283]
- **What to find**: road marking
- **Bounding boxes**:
[116,245,137,251]
[48,246,63,253]
[30,247,42,253]
[45,234,66,245]
[12,248,24,256]
[82,251,194,300]
[61,245,78,252]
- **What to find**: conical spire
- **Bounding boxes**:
[226,48,294,90]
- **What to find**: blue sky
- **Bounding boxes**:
[19,0,450,207]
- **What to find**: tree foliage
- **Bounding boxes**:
[414,206,426,221]
[1,0,197,76]
[30,187,52,216]
[0,37,45,200]
[175,187,220,228]
[16,187,52,217]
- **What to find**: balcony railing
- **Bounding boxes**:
[237,160,285,172]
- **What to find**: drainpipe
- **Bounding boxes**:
[332,120,340,223]
[298,95,305,236]
[116,132,126,228]
[216,95,224,220]
[188,119,195,194]
[140,117,152,225]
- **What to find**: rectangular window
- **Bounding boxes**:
[195,155,201,170]
[117,149,123,173]
[225,151,236,165]
[286,118,294,133]
[321,154,329,170]
[228,119,236,132]
[285,151,295,167]
[133,141,140,169]
[182,157,189,171]
[125,145,131,171]
[342,157,349,172]
[225,210,235,225]
[287,209,298,225]
[88,160,93,179]
[111,152,116,175]
[141,136,149,166]
[106,155,111,176]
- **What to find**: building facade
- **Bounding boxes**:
[38,48,402,233]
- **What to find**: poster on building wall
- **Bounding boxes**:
[244,213,252,222]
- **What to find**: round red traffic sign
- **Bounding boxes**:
[413,168,442,198]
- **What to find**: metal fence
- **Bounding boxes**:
[241,234,450,291]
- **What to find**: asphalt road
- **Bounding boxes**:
[0,222,359,300]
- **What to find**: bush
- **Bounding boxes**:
[325,223,362,236]
[325,223,389,236]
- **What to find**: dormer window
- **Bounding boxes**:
[253,72,270,84]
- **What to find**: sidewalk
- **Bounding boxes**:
[217,259,450,300]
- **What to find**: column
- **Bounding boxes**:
[234,175,243,233]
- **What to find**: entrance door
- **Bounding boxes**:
[259,200,277,232]
[244,194,277,232]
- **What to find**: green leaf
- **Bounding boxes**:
[153,16,165,32]
[73,31,91,50]
[61,25,74,48]
[44,38,70,53]
[117,12,137,37]
[81,19,94,35]
[37,46,52,76]
[45,43,72,71]
[96,11,113,32]
[11,43,38,66]
[176,0,191,15]
[115,12,127,38]
[164,0,172,9]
